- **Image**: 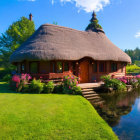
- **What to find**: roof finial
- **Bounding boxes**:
[29,13,33,21]
[85,11,104,33]
[92,11,96,19]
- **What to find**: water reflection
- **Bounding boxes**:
[137,101,140,112]
[90,89,140,140]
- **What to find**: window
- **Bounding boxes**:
[52,62,55,73]
[64,62,69,71]
[30,62,38,74]
[111,63,117,72]
[21,63,25,73]
[56,62,63,73]
[99,62,106,72]
[92,62,97,72]
[17,63,21,73]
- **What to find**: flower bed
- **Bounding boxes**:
[101,75,140,92]
[10,73,82,95]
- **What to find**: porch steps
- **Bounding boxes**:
[79,83,105,106]
[83,94,99,97]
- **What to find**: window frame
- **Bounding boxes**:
[29,62,39,74]
[111,62,118,72]
[99,62,106,73]
[92,61,97,73]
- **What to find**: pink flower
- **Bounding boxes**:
[12,75,20,83]
[136,75,140,79]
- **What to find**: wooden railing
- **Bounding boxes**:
[30,71,72,83]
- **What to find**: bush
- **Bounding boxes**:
[101,75,126,91]
[126,64,140,74]
[22,84,30,93]
[11,74,32,92]
[63,75,81,95]
[30,79,44,94]
[53,84,63,93]
[43,81,55,93]
[110,79,126,91]
[2,74,11,82]
[72,86,82,95]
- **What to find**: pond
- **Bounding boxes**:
[90,89,140,140]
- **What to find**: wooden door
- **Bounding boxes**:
[80,61,89,83]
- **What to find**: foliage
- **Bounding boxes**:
[85,12,102,31]
[52,21,58,25]
[0,16,35,77]
[2,74,11,82]
[0,67,12,80]
[72,86,82,95]
[53,84,63,93]
[30,79,44,94]
[11,74,31,92]
[63,75,81,95]
[110,79,126,91]
[0,82,118,140]
[126,64,140,74]
[101,75,112,88]
[125,47,140,64]
[101,75,126,91]
[43,81,55,93]
[22,84,30,93]
[134,60,140,67]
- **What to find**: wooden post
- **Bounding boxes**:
[97,61,99,81]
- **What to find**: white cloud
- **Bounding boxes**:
[52,0,110,12]
[135,31,140,38]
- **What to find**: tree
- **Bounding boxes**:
[125,47,140,64]
[85,11,102,31]
[0,16,35,70]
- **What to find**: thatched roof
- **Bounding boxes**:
[10,24,131,63]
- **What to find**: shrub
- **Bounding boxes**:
[22,84,30,93]
[2,74,11,82]
[72,86,82,95]
[126,64,140,74]
[53,84,63,93]
[63,75,81,95]
[43,81,55,93]
[11,74,32,92]
[12,75,20,88]
[30,79,44,94]
[110,79,126,91]
[101,75,126,91]
[101,75,112,88]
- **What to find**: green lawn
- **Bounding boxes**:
[0,82,118,140]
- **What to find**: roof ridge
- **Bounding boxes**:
[41,23,90,34]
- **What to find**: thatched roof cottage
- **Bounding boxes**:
[10,13,131,83]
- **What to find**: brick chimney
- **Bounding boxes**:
[29,13,33,21]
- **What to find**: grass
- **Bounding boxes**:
[0,82,118,140]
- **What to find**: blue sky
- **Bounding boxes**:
[0,0,140,50]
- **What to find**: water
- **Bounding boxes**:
[91,89,140,140]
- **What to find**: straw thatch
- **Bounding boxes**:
[10,24,131,63]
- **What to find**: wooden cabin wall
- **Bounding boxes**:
[25,61,29,73]
[15,60,126,83]
[39,61,50,74]
[89,61,126,82]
